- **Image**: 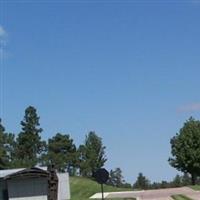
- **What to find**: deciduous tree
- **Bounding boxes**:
[169,117,200,185]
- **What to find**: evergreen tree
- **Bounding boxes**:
[78,131,107,177]
[171,174,182,187]
[133,173,150,189]
[108,168,125,187]
[14,106,45,167]
[0,118,8,169]
[160,181,169,188]
[45,133,77,175]
[181,173,191,186]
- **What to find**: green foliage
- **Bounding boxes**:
[181,173,192,186]
[70,176,134,200]
[1,107,108,178]
[78,131,107,177]
[44,133,77,174]
[108,168,125,187]
[171,194,193,200]
[0,119,16,169]
[0,118,8,169]
[14,106,46,167]
[189,184,200,191]
[172,175,182,187]
[4,132,16,168]
[147,173,193,189]
[133,173,150,189]
[169,117,200,184]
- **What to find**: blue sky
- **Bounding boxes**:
[0,1,200,183]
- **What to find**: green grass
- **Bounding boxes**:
[189,185,200,191]
[171,194,193,200]
[70,176,135,200]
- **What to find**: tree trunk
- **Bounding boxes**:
[191,173,196,185]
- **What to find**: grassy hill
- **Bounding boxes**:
[70,176,135,200]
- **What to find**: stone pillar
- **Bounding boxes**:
[48,165,58,200]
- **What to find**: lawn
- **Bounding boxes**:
[189,185,200,191]
[70,176,135,200]
[171,194,193,200]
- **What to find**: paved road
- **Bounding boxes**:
[103,187,200,200]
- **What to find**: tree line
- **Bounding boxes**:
[107,116,200,189]
[1,106,200,188]
[0,106,132,188]
[133,117,200,188]
[0,106,107,177]
[132,173,192,190]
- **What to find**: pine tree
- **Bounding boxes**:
[15,106,45,167]
[44,133,77,175]
[108,168,125,187]
[171,174,182,187]
[0,118,8,169]
[0,118,16,169]
[78,131,107,177]
[133,173,150,189]
[182,173,191,186]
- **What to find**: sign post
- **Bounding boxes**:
[93,168,109,200]
[101,183,104,200]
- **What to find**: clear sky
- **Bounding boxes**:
[0,0,200,183]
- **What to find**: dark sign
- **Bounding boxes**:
[93,168,109,184]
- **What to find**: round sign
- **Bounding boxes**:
[93,168,109,184]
